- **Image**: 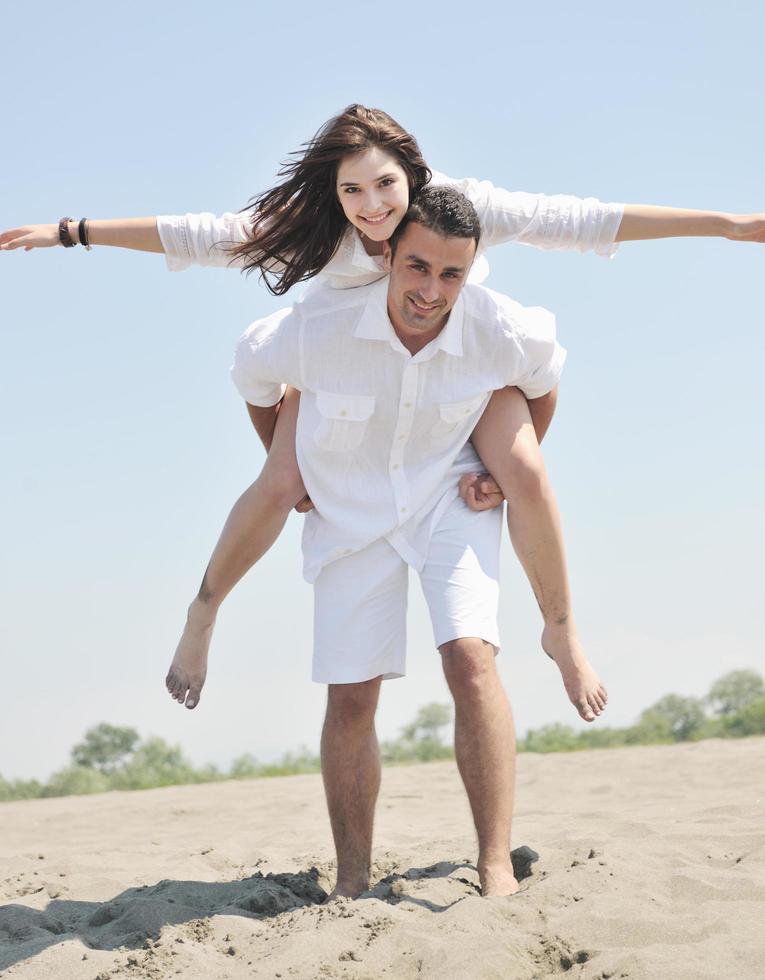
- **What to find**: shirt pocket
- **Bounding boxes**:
[430,392,486,443]
[313,390,376,453]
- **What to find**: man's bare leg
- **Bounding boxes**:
[467,387,607,722]
[165,388,307,709]
[320,676,383,900]
[441,637,518,897]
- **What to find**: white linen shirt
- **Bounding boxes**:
[231,277,566,583]
[157,171,624,289]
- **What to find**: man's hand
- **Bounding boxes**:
[725,213,765,243]
[295,494,314,513]
[459,471,504,512]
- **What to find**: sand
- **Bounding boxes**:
[1,736,764,980]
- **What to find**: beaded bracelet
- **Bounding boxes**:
[58,217,76,247]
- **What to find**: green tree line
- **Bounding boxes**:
[1,669,763,802]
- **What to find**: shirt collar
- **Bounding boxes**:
[353,277,465,358]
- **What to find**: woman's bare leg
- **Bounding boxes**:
[467,387,608,722]
[165,388,306,709]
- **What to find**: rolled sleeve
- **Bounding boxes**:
[157,211,251,272]
[431,172,624,258]
[230,308,303,407]
[503,306,567,399]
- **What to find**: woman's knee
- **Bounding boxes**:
[258,450,306,508]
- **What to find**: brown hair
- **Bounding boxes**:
[389,186,481,257]
[227,105,431,295]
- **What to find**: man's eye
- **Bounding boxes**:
[410,264,425,272]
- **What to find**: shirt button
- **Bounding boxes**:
[339,410,348,417]
[400,507,407,513]
[392,464,400,470]
[403,402,412,408]
[398,434,405,441]
[343,548,353,556]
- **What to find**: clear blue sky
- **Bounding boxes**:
[1,1,763,781]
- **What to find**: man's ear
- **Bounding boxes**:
[382,241,392,272]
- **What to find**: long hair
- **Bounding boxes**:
[228,105,431,295]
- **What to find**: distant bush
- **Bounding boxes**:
[521,668,765,754]
[707,670,765,716]
[42,765,110,798]
[3,670,764,800]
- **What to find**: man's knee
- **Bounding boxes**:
[326,676,382,724]
[440,638,497,695]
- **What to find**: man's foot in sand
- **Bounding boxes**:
[479,862,520,897]
[165,598,215,710]
[324,879,369,902]
[541,623,608,723]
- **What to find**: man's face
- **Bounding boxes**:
[383,223,476,345]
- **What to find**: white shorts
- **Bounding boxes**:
[312,497,502,684]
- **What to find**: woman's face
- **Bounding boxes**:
[336,147,410,242]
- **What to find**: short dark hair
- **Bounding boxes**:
[389,186,481,257]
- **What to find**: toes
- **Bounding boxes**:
[186,684,202,710]
[577,699,595,722]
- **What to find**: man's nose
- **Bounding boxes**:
[418,279,440,303]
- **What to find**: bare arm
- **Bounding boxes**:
[616,205,765,243]
[246,400,281,451]
[0,218,163,253]
[527,387,558,444]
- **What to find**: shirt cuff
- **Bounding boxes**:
[230,369,286,408]
[594,203,625,258]
[518,344,567,400]
[156,215,191,272]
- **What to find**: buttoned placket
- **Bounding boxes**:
[389,356,418,524]
[387,335,447,526]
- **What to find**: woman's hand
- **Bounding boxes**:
[459,472,504,512]
[0,224,60,251]
[725,213,765,243]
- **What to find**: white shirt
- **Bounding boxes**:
[231,277,566,583]
[157,171,624,288]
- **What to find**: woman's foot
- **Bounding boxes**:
[165,598,216,710]
[541,624,608,722]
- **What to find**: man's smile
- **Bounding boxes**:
[408,294,443,313]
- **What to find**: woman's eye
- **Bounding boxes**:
[380,178,394,187]
[344,187,358,194]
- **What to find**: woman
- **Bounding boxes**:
[3,105,763,718]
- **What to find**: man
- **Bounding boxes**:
[231,187,606,899]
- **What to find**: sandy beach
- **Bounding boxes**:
[1,736,763,979]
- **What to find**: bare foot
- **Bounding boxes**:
[479,862,520,897]
[165,598,215,710]
[541,624,608,723]
[323,880,368,902]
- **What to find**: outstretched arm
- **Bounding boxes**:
[616,205,765,243]
[0,218,163,252]
[1,211,252,269]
